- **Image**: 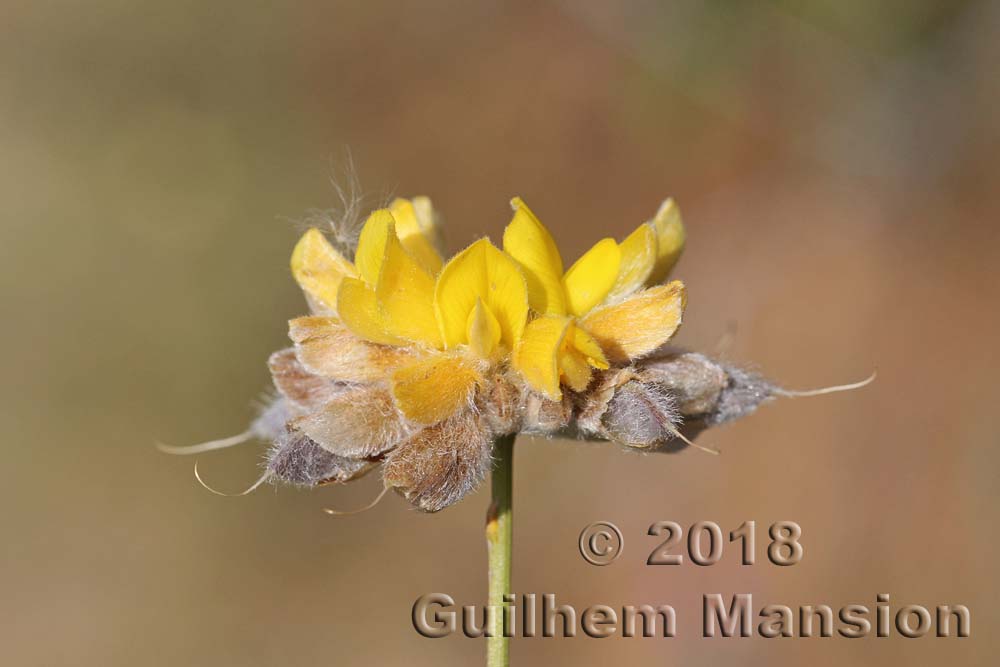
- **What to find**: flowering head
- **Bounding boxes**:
[168,192,859,512]
[271,194,701,510]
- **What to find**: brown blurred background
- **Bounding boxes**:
[2,1,997,665]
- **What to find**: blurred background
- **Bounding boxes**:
[2,1,997,665]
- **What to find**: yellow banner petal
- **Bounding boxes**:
[391,354,481,425]
[289,316,416,383]
[502,197,567,315]
[647,198,686,285]
[337,277,409,346]
[434,238,528,350]
[290,228,357,314]
[606,222,656,303]
[513,314,571,400]
[466,298,501,358]
[353,209,395,285]
[581,281,687,363]
[375,228,442,347]
[562,237,621,316]
[389,198,443,274]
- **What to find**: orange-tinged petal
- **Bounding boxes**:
[502,197,567,315]
[391,354,481,425]
[337,277,409,346]
[581,281,687,363]
[290,228,356,314]
[434,238,529,350]
[647,198,686,285]
[562,237,621,316]
[606,222,656,303]
[466,298,501,358]
[389,198,443,274]
[268,347,344,409]
[353,209,395,285]
[375,227,442,347]
[288,316,416,383]
[513,314,571,400]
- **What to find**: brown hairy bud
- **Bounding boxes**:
[186,333,851,509]
[569,351,778,452]
[266,426,376,487]
[638,351,776,425]
[704,364,776,426]
[601,379,680,448]
[573,367,638,438]
[521,391,573,436]
[638,352,726,416]
[383,409,493,512]
[478,371,527,435]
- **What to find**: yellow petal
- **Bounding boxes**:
[581,281,687,363]
[389,198,443,274]
[562,238,621,316]
[290,228,356,314]
[606,222,656,303]
[647,198,686,285]
[391,354,481,425]
[565,323,609,370]
[556,323,608,393]
[434,238,529,350]
[466,298,501,358]
[336,277,409,346]
[289,316,416,383]
[502,197,567,315]
[353,209,395,285]
[513,314,571,400]
[375,227,442,347]
[557,346,592,392]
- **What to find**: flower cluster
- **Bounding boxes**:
[160,189,876,515]
[235,195,782,512]
[291,196,685,418]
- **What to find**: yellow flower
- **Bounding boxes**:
[289,194,686,428]
[505,197,688,400]
[289,197,528,427]
[170,192,828,513]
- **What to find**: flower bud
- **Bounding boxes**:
[638,352,775,425]
[267,427,375,487]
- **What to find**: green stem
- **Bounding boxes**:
[486,433,515,667]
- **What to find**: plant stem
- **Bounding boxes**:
[486,432,515,667]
